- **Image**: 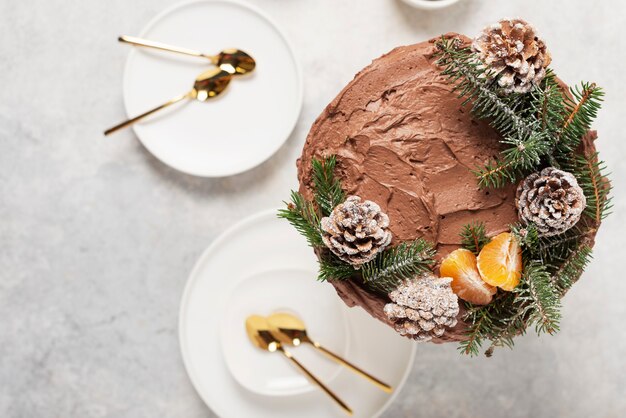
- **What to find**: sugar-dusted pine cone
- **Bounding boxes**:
[516,167,587,237]
[384,274,459,342]
[472,18,551,94]
[320,196,392,267]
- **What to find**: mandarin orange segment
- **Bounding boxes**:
[440,248,496,305]
[476,232,522,291]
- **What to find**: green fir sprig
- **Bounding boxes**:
[459,292,519,356]
[312,156,346,216]
[460,221,490,254]
[434,37,606,188]
[460,261,562,357]
[278,191,323,248]
[318,254,355,282]
[563,152,612,223]
[553,243,593,295]
[558,83,605,155]
[434,37,555,187]
[517,261,561,335]
[361,239,436,294]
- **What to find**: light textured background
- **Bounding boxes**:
[1,0,624,417]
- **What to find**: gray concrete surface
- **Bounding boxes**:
[0,0,624,417]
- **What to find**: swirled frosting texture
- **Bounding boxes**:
[297,34,598,342]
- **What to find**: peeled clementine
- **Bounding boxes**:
[440,248,496,305]
[476,232,522,291]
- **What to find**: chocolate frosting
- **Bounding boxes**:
[297,34,598,343]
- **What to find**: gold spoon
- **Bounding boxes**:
[245,315,353,416]
[267,312,393,393]
[104,67,231,136]
[118,35,256,75]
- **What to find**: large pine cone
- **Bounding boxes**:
[320,196,392,267]
[384,274,459,342]
[516,167,587,237]
[472,18,551,94]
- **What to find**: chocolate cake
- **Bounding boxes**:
[296,33,600,343]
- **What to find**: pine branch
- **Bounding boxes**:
[529,70,566,138]
[499,132,554,169]
[318,254,355,282]
[277,191,323,248]
[474,160,522,189]
[460,221,489,254]
[563,152,612,223]
[553,244,593,295]
[361,239,436,294]
[459,260,562,356]
[435,38,540,141]
[558,83,604,154]
[484,307,527,357]
[534,226,591,266]
[517,261,561,335]
[434,37,556,187]
[459,292,519,357]
[458,306,491,356]
[312,156,345,216]
[510,223,539,253]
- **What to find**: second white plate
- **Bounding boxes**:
[123,0,302,177]
[179,210,417,418]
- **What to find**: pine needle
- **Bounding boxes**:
[460,221,490,254]
[312,156,345,216]
[318,254,355,281]
[458,306,491,356]
[558,83,604,154]
[563,152,612,223]
[277,191,323,248]
[553,244,593,295]
[361,239,436,294]
[517,261,561,335]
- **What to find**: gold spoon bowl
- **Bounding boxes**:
[104,67,232,135]
[118,35,256,75]
[267,312,393,393]
[245,315,353,416]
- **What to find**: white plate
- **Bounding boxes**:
[179,210,417,418]
[123,0,302,177]
[220,268,349,396]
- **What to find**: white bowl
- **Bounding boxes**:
[220,268,349,397]
[400,0,462,10]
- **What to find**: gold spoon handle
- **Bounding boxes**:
[118,35,217,63]
[280,348,353,416]
[104,92,190,136]
[311,342,393,393]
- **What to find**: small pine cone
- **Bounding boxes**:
[320,196,392,267]
[516,167,587,237]
[472,18,551,94]
[384,274,459,342]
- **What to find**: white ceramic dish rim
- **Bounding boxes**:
[122,0,304,177]
[178,209,417,417]
[401,0,462,10]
